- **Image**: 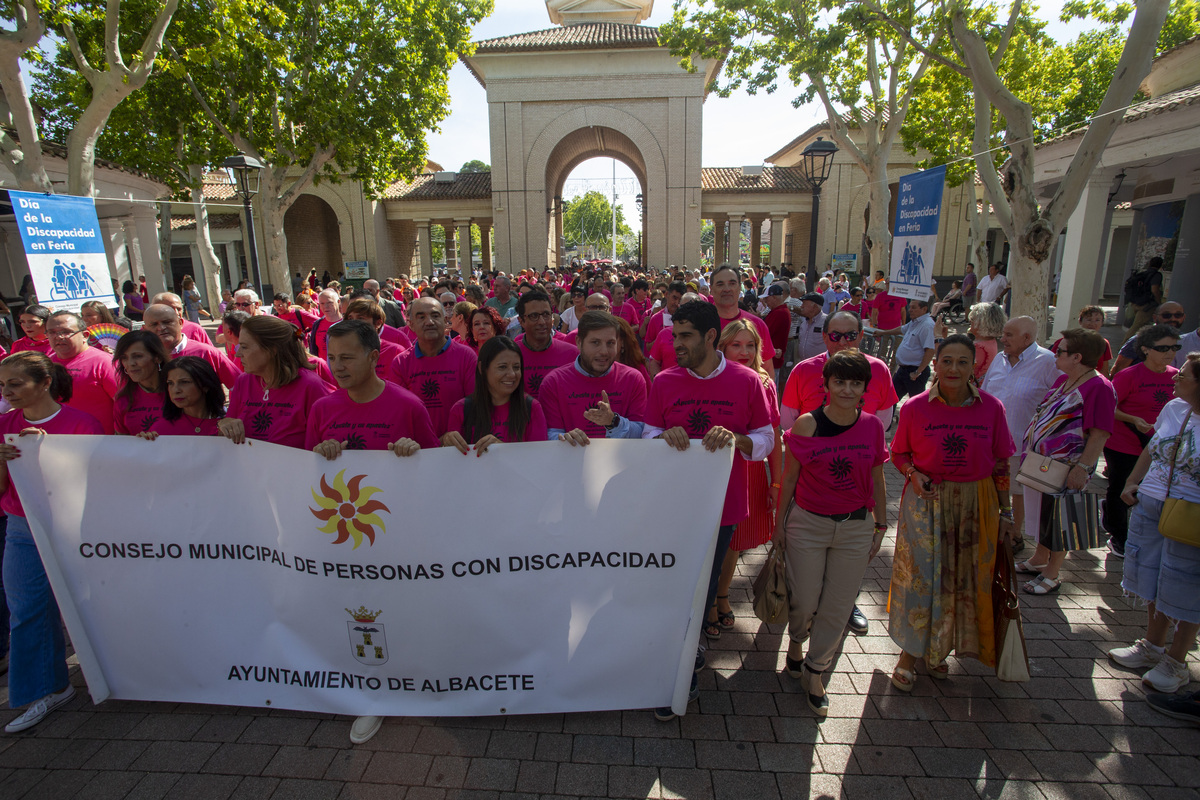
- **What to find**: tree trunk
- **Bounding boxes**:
[966,183,989,271]
[864,154,893,281]
[66,81,132,196]
[260,179,291,293]
[159,201,173,267]
[189,165,224,317]
[0,56,51,191]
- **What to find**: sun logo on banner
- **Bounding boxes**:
[309,470,390,549]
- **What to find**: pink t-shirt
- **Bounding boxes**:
[650,328,677,369]
[538,361,648,438]
[718,310,774,368]
[281,307,319,332]
[0,405,103,516]
[446,397,549,444]
[11,337,52,356]
[1109,362,1179,455]
[380,324,407,346]
[310,317,340,361]
[974,339,998,384]
[304,382,438,451]
[646,360,773,526]
[629,297,652,319]
[50,346,119,435]
[150,415,222,436]
[787,412,888,514]
[388,338,477,436]
[645,310,670,344]
[872,292,906,329]
[113,385,163,434]
[375,340,408,382]
[227,368,333,448]
[517,337,576,399]
[890,389,1016,482]
[308,355,337,387]
[782,351,899,415]
[182,319,212,346]
[614,302,641,327]
[176,338,242,389]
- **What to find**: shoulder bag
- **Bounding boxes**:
[752,540,789,625]
[1159,410,1200,547]
[993,538,1030,682]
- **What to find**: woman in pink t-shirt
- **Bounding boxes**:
[11,304,53,356]
[889,334,1016,691]
[773,350,887,716]
[140,357,226,438]
[443,336,548,453]
[112,330,168,435]
[1102,323,1178,557]
[467,307,505,351]
[0,351,103,733]
[220,316,331,449]
[703,320,782,639]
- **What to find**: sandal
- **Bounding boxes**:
[703,620,721,639]
[715,595,735,629]
[1014,559,1049,575]
[1023,575,1061,595]
[928,661,949,680]
[890,666,915,692]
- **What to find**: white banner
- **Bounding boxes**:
[7,436,732,717]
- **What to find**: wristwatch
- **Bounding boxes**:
[605,413,621,431]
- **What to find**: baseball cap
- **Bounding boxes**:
[766,284,785,297]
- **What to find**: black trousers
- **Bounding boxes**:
[1103,447,1142,547]
[892,364,930,401]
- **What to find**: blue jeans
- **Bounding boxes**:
[3,515,69,707]
[704,525,736,619]
[0,514,8,659]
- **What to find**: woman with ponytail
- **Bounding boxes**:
[0,351,103,732]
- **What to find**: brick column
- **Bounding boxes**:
[770,214,786,272]
[714,218,726,267]
[749,218,763,272]
[445,224,456,274]
[726,213,743,267]
[480,224,493,272]
[455,218,472,276]
[416,219,432,278]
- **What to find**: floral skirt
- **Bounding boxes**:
[887,478,1000,667]
[730,460,773,551]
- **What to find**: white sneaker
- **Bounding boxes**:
[349,715,382,744]
[5,684,76,733]
[1109,638,1165,669]
[1143,655,1191,693]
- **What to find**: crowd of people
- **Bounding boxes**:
[0,259,1197,742]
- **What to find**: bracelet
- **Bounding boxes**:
[999,505,1012,513]
[874,523,888,532]
[771,482,781,489]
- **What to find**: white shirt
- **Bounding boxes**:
[1140,398,1200,503]
[980,342,1060,446]
[978,273,1008,304]
[1174,329,1199,369]
[559,306,580,333]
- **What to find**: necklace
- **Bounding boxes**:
[1060,369,1096,398]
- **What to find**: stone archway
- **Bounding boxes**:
[285,195,343,282]
[543,126,648,266]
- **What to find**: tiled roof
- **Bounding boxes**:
[701,166,812,193]
[198,172,237,201]
[170,214,242,231]
[383,171,493,201]
[1039,81,1200,147]
[473,23,661,54]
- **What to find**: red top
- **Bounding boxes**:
[718,311,774,368]
[1109,362,1179,455]
[150,415,222,437]
[517,337,576,399]
[387,338,478,437]
[783,352,898,415]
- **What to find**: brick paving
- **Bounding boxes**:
[1,462,1198,799]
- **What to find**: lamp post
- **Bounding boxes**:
[223,153,265,294]
[800,136,838,291]
[635,192,644,266]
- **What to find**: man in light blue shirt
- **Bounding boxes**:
[876,297,936,400]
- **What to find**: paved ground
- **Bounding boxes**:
[1,458,1197,800]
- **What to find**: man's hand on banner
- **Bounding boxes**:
[701,426,735,453]
[218,418,247,445]
[658,426,690,451]
[314,440,346,461]
[558,429,591,447]
[388,438,420,457]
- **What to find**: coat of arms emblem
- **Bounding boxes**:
[346,606,388,665]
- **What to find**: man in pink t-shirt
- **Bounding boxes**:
[144,304,242,389]
[153,291,213,346]
[542,310,647,443]
[641,281,685,345]
[781,310,899,429]
[46,310,119,434]
[642,300,774,719]
[515,290,576,398]
[710,265,775,370]
[869,286,907,366]
[345,298,410,381]
[388,297,477,437]
[611,283,641,328]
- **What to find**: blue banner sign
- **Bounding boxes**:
[888,166,946,301]
[10,190,118,312]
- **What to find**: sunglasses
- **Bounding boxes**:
[1159,313,1185,320]
[827,331,859,343]
[1148,344,1182,353]
[1055,348,1072,356]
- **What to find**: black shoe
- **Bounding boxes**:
[1108,539,1126,559]
[848,605,869,635]
[1146,690,1200,725]
[654,674,700,721]
[804,665,829,718]
[1011,537,1026,556]
[785,655,804,679]
[695,647,706,673]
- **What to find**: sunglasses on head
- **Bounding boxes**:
[826,331,859,343]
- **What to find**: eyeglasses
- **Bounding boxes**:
[46,329,83,339]
[1148,344,1183,353]
[1055,348,1072,356]
[442,301,455,308]
[522,311,553,321]
[234,302,253,308]
[826,331,860,343]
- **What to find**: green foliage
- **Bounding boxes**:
[562,191,632,253]
[460,159,490,173]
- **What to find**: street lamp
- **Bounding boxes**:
[223,153,265,294]
[635,192,644,266]
[800,136,838,289]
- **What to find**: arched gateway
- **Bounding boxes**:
[462,0,722,270]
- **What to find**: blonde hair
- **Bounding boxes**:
[717,319,771,386]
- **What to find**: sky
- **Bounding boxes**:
[424,0,1094,221]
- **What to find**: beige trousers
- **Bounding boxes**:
[782,504,875,673]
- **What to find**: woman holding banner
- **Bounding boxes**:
[112,331,169,435]
[0,352,104,732]
[138,357,226,438]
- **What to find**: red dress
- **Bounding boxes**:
[729,379,779,551]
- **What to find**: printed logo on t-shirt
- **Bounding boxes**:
[252,410,273,436]
[830,456,853,480]
[345,432,366,451]
[528,371,547,395]
[140,413,156,432]
[943,433,967,457]
[1154,389,1171,405]
[687,408,711,435]
[419,378,440,402]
